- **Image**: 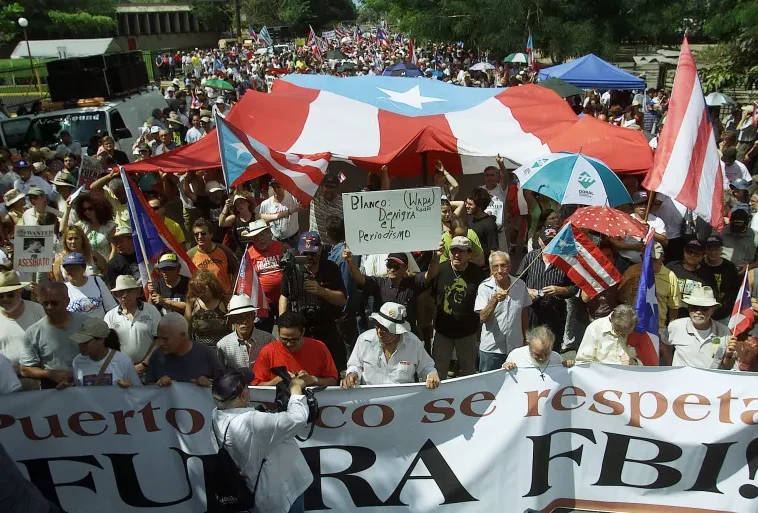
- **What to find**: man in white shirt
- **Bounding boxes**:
[503,325,572,375]
[21,187,61,225]
[0,354,21,393]
[12,160,53,197]
[615,190,668,266]
[661,286,729,367]
[0,271,44,390]
[341,302,439,388]
[481,161,508,251]
[721,147,751,186]
[576,304,642,366]
[64,318,141,387]
[475,251,531,371]
[256,178,302,245]
[55,130,82,157]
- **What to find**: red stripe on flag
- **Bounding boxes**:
[627,332,659,367]
[644,37,698,191]
[674,109,711,208]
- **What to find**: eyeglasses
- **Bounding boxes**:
[0,291,16,299]
[193,231,208,238]
[280,336,301,344]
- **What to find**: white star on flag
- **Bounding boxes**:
[645,284,657,313]
[377,85,447,109]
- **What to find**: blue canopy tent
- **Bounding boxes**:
[537,53,646,90]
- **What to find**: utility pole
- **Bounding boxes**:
[235,0,242,42]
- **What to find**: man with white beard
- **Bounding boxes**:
[0,272,45,390]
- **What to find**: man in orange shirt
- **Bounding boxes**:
[187,218,238,293]
[252,311,339,386]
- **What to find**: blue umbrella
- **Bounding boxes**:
[429,69,444,78]
[382,62,423,77]
[514,152,632,207]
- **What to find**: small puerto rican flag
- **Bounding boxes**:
[729,271,753,335]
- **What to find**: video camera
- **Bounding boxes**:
[278,251,323,322]
[269,366,324,425]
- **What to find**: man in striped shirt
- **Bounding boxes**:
[515,227,576,349]
[308,174,343,239]
[217,295,275,371]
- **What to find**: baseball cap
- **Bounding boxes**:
[652,242,664,259]
[200,116,211,123]
[386,253,409,266]
[215,96,225,104]
[705,235,723,248]
[321,174,340,187]
[632,190,649,205]
[150,126,161,134]
[206,181,225,193]
[684,239,704,253]
[730,178,750,190]
[298,231,322,253]
[69,318,111,343]
[13,159,30,169]
[62,252,86,266]
[539,227,558,244]
[450,236,471,250]
[157,253,180,269]
[27,187,46,196]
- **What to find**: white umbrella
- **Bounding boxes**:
[705,92,736,107]
[341,36,352,44]
[470,62,495,71]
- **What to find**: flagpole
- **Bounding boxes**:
[507,249,543,293]
[120,168,154,288]
[643,190,656,222]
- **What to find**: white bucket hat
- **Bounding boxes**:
[226,294,259,316]
[111,275,142,293]
[242,219,270,238]
[370,302,411,335]
[683,286,721,308]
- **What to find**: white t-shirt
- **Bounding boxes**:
[481,184,506,229]
[505,346,563,368]
[0,353,21,393]
[185,127,205,144]
[256,192,300,240]
[13,175,53,197]
[722,160,750,186]
[21,206,62,225]
[73,350,143,386]
[619,213,666,263]
[0,301,46,366]
[360,253,421,276]
[66,276,118,319]
[104,303,163,363]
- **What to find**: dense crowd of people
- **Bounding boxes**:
[0,28,757,513]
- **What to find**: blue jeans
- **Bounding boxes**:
[288,493,305,513]
[478,351,508,372]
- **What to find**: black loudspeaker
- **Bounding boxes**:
[46,51,148,102]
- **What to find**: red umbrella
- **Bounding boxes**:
[566,206,647,239]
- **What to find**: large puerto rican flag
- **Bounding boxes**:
[542,222,621,299]
[642,36,725,231]
[215,112,330,206]
[626,232,660,366]
[120,169,195,291]
[124,76,652,177]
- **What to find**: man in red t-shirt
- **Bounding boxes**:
[252,311,339,386]
[246,220,286,333]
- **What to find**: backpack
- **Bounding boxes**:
[209,415,263,512]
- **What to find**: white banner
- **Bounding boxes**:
[342,187,442,255]
[13,225,55,272]
[1,366,757,513]
[322,30,337,41]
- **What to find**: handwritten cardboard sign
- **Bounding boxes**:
[343,187,442,255]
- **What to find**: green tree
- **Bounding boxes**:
[190,0,233,32]
[0,3,24,44]
[699,0,758,89]
[47,10,117,38]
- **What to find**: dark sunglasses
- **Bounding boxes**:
[193,231,208,238]
[151,205,164,211]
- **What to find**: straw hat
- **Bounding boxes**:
[370,302,411,335]
[683,286,721,308]
[110,275,141,292]
[0,271,29,293]
[226,294,259,316]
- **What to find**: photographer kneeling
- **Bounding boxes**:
[211,371,312,513]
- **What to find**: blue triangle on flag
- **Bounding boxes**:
[217,114,257,187]
[544,224,577,257]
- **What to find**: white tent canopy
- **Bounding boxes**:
[10,38,124,60]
